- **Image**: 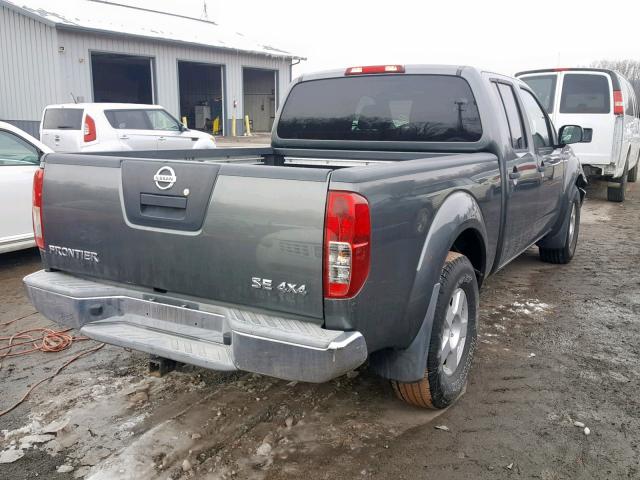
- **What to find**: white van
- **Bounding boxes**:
[516,68,640,202]
[40,103,216,154]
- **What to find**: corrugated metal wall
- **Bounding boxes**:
[0,6,63,122]
[57,29,291,134]
[0,6,292,135]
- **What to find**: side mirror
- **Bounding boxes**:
[179,123,188,132]
[557,125,583,146]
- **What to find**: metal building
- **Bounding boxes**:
[0,0,302,137]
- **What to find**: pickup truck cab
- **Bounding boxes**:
[40,103,216,153]
[25,65,586,409]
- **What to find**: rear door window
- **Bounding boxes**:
[495,83,527,150]
[277,75,482,142]
[520,75,557,113]
[105,109,181,130]
[42,108,83,130]
[560,74,610,114]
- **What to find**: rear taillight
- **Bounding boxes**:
[613,90,624,116]
[345,65,405,75]
[32,168,44,250]
[324,191,371,299]
[83,114,96,142]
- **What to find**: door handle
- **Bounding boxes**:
[119,135,129,140]
[158,137,166,141]
[509,167,521,180]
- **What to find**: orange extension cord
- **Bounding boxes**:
[0,319,105,418]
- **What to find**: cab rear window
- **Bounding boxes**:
[277,75,482,142]
[560,74,610,114]
[42,109,83,130]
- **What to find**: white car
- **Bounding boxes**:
[517,68,640,202]
[0,121,52,254]
[40,103,216,153]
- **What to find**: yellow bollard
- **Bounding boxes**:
[244,115,252,136]
[213,117,219,135]
[232,112,236,137]
[181,116,188,128]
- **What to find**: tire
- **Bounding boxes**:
[608,160,629,202]
[539,191,581,264]
[391,252,478,409]
[628,163,638,183]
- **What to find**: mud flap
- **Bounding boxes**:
[369,283,440,383]
[537,188,578,250]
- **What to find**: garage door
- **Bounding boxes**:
[91,52,154,104]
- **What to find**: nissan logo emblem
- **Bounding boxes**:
[153,166,177,190]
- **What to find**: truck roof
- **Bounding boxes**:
[296,64,478,82]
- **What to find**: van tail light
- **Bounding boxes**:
[83,114,96,142]
[345,65,405,75]
[32,168,45,250]
[324,191,371,298]
[613,90,624,116]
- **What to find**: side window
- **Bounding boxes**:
[519,75,557,113]
[105,110,151,130]
[624,81,635,117]
[520,89,553,149]
[560,74,610,114]
[0,130,40,166]
[494,83,527,150]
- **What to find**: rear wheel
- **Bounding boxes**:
[608,160,629,202]
[539,191,580,264]
[391,252,478,409]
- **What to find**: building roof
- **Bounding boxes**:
[1,0,303,59]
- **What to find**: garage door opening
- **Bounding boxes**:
[243,68,276,133]
[91,52,154,104]
[178,61,224,135]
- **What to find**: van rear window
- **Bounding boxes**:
[277,75,482,142]
[520,75,556,113]
[42,108,83,130]
[560,74,610,114]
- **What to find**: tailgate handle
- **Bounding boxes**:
[140,193,187,209]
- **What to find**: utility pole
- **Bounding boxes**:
[454,98,468,132]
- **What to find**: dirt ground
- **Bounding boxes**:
[1,180,638,480]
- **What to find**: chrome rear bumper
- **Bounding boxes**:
[24,270,367,383]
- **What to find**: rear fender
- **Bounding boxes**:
[369,191,487,382]
[192,137,216,149]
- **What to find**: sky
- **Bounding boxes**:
[122,0,640,78]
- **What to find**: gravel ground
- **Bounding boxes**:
[0,179,638,480]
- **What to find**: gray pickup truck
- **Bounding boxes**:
[25,65,586,409]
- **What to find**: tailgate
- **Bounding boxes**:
[40,155,330,319]
[40,129,82,153]
[41,108,84,152]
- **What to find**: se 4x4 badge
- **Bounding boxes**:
[251,277,307,295]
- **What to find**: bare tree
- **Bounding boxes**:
[590,59,640,101]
